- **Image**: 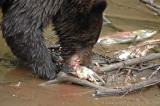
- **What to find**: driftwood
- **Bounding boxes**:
[39,72,107,90]
[94,75,160,97]
[99,53,160,73]
[140,0,160,16]
[40,72,160,98]
[140,0,160,9]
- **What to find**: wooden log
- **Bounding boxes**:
[99,53,160,73]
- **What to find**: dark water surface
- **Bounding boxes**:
[0,0,160,106]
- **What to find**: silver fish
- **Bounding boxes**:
[98,29,157,45]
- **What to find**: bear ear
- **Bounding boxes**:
[91,0,107,13]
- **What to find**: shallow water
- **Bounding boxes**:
[0,0,160,106]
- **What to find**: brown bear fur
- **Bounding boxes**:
[0,0,107,79]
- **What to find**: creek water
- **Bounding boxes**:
[0,0,160,106]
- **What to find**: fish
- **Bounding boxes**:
[97,29,157,45]
[76,66,105,85]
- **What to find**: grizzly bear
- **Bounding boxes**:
[0,0,107,79]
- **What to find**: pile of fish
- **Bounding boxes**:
[114,39,160,60]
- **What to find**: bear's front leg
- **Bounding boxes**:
[1,1,58,80]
